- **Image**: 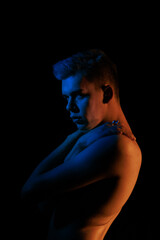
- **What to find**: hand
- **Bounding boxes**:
[66,129,89,143]
[76,122,122,147]
[64,122,122,162]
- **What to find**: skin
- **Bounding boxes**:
[22,72,142,240]
[62,72,134,133]
[62,72,106,130]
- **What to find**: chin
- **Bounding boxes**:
[76,122,97,131]
[76,123,88,130]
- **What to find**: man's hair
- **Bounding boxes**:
[53,49,119,100]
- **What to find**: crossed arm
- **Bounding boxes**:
[21,132,142,213]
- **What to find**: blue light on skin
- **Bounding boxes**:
[62,72,108,130]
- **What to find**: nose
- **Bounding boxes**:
[66,97,79,113]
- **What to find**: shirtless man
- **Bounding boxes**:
[21,49,142,240]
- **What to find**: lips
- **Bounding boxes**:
[71,116,83,124]
[73,119,84,124]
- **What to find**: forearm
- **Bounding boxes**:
[21,140,67,203]
[21,130,87,201]
[29,131,84,177]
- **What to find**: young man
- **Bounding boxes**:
[21,49,142,240]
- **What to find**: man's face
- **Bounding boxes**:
[62,72,106,130]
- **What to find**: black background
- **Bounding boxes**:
[4,5,157,239]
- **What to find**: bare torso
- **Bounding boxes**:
[47,178,121,240]
[45,122,139,240]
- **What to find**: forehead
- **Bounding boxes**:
[62,72,95,95]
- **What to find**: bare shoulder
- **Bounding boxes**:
[116,135,142,163]
[98,133,142,163]
[111,134,142,179]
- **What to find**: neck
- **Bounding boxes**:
[102,99,132,132]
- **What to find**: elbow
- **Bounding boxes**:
[21,176,45,203]
[21,181,32,200]
[21,177,37,201]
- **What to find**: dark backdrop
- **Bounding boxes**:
[6,14,156,239]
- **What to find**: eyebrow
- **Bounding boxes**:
[62,89,83,97]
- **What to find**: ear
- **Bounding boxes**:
[102,85,113,103]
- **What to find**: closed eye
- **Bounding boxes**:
[77,93,85,98]
[62,93,89,102]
